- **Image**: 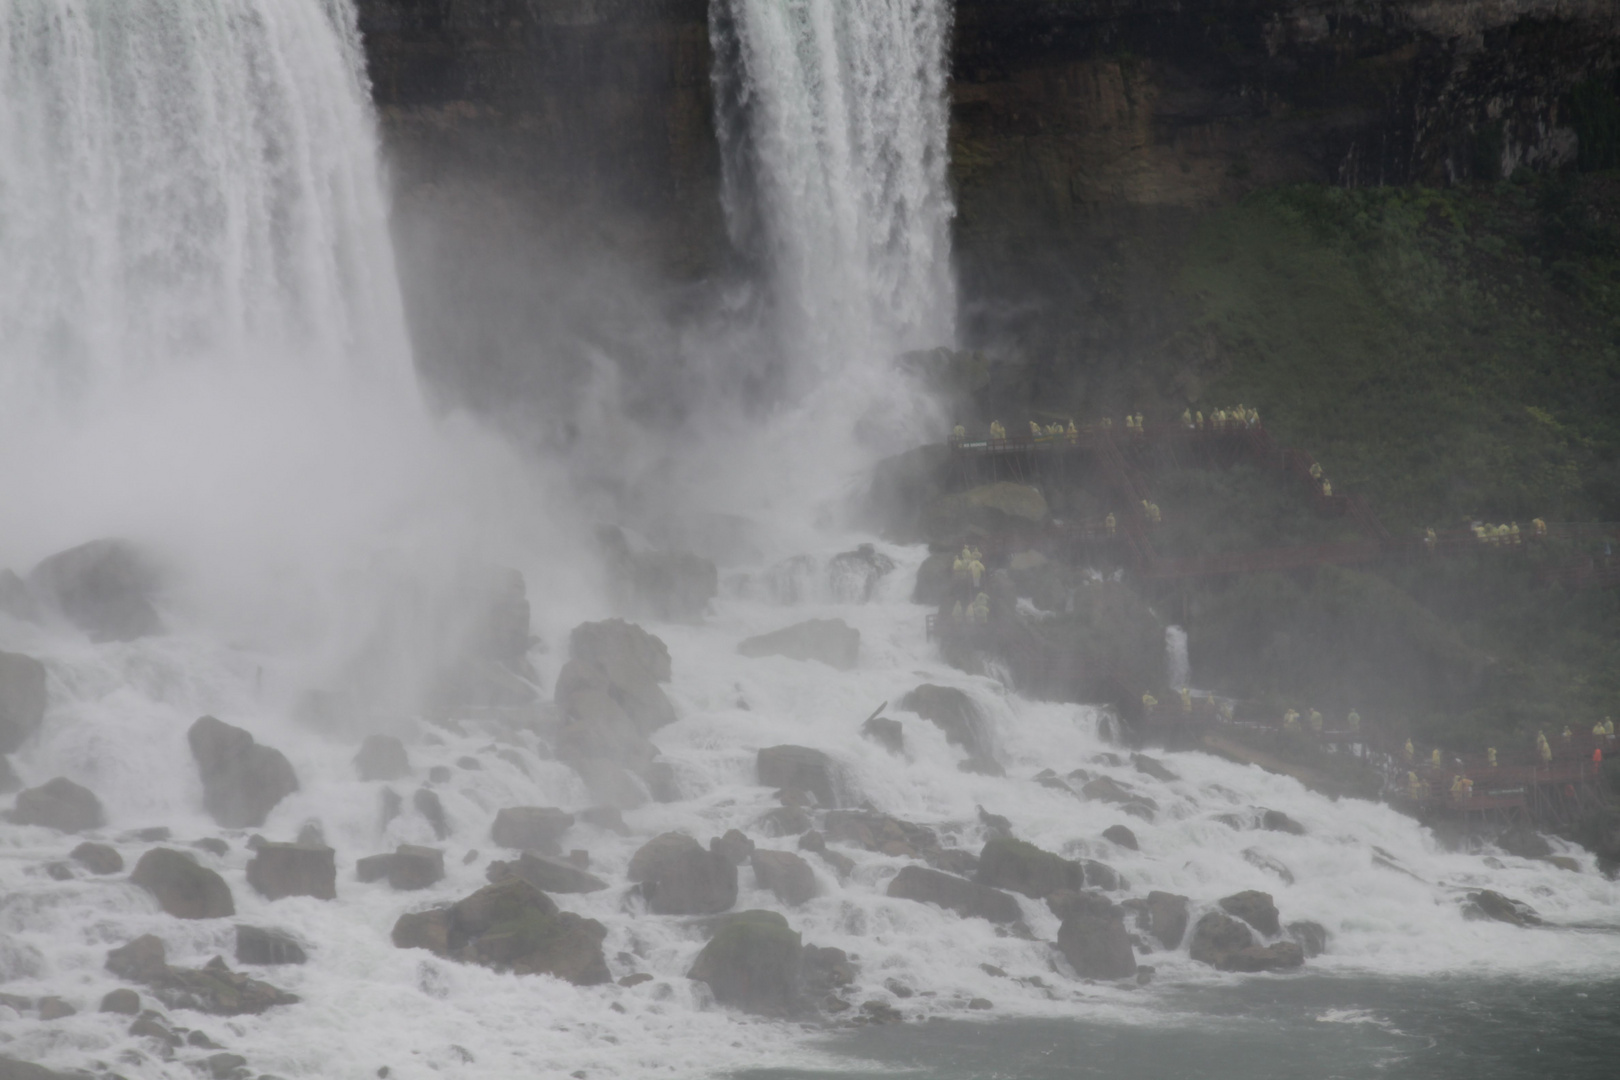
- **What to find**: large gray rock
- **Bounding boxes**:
[131,849,234,918]
[975,837,1084,899]
[9,776,103,832]
[757,745,843,809]
[688,910,804,1016]
[1464,889,1542,927]
[1057,912,1137,980]
[1287,920,1329,957]
[486,850,607,894]
[187,716,298,829]
[1189,912,1304,972]
[597,525,718,622]
[0,652,47,755]
[823,810,939,858]
[1143,891,1190,949]
[355,845,445,891]
[26,538,163,642]
[1218,890,1281,937]
[554,619,676,786]
[628,832,737,915]
[71,841,124,874]
[899,685,994,765]
[105,934,296,1014]
[738,619,859,670]
[490,806,573,854]
[353,734,411,781]
[751,850,818,906]
[234,925,307,965]
[390,878,610,985]
[886,865,1021,923]
[246,842,336,901]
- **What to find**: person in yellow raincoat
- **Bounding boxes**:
[952,424,966,439]
[1404,738,1415,761]
[1407,771,1424,799]
[1195,411,1205,429]
[1180,687,1193,713]
[1309,462,1323,480]
[1067,419,1079,444]
[1539,734,1553,763]
[1486,747,1497,767]
[1105,512,1116,536]
[1431,748,1442,767]
[967,554,985,589]
[1030,420,1042,439]
[1347,709,1361,733]
[1182,409,1193,427]
[1308,708,1323,733]
[969,592,990,624]
[1321,480,1332,497]
[1533,517,1547,536]
[1283,708,1300,730]
[1142,691,1158,709]
[989,420,1005,441]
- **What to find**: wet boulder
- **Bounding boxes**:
[1286,920,1329,957]
[1218,890,1281,937]
[1101,824,1138,850]
[1464,889,1542,927]
[861,714,904,753]
[414,787,451,839]
[1080,776,1149,806]
[105,935,297,1014]
[1057,910,1137,980]
[390,878,610,985]
[1046,888,1117,922]
[353,734,411,782]
[246,842,336,901]
[9,777,104,832]
[234,926,307,966]
[738,619,859,670]
[70,841,123,874]
[688,909,804,1016]
[1259,809,1307,835]
[354,845,445,891]
[559,619,675,733]
[1496,826,1554,860]
[629,832,738,915]
[490,806,573,854]
[827,544,895,603]
[710,829,756,866]
[975,837,1084,899]
[757,745,843,808]
[0,651,47,755]
[1131,754,1178,782]
[886,865,1021,923]
[899,684,988,754]
[486,850,607,894]
[99,988,141,1015]
[187,716,298,829]
[26,538,163,642]
[1081,859,1125,892]
[1143,891,1191,949]
[751,850,818,906]
[1189,912,1304,972]
[823,810,939,858]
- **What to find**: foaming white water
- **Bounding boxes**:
[5,538,1620,1076]
[0,0,410,407]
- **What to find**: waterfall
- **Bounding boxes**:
[0,0,413,410]
[711,0,957,384]
[1166,625,1190,690]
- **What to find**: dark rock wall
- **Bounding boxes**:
[355,0,1620,416]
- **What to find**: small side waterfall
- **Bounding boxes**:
[0,0,412,409]
[711,0,957,382]
[1166,624,1190,690]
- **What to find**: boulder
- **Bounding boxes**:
[0,1058,72,1080]
[710,829,756,866]
[1218,890,1281,937]
[70,841,123,874]
[1057,912,1137,980]
[1496,826,1553,860]
[99,988,141,1015]
[1286,920,1329,958]
[1081,859,1125,892]
[9,777,104,832]
[688,910,804,1016]
[1046,888,1117,921]
[886,865,1021,923]
[975,837,1083,899]
[1131,754,1178,782]
[1189,912,1304,972]
[1259,809,1307,835]
[827,544,896,603]
[390,878,610,985]
[823,810,938,858]
[758,805,814,836]
[1080,776,1148,806]
[912,551,955,605]
[1242,848,1296,884]
[355,845,444,891]
[1101,824,1138,850]
[486,850,607,894]
[757,745,842,808]
[737,619,860,670]
[570,756,651,809]
[898,684,993,761]
[597,525,718,622]
[0,652,47,755]
[1464,889,1542,927]
[925,848,981,877]
[628,832,737,915]
[414,787,450,839]
[187,716,298,829]
[921,483,1049,546]
[751,850,818,906]
[561,619,674,731]
[1143,891,1191,949]
[26,538,163,642]
[36,997,74,1020]
[861,715,904,753]
[105,935,296,1014]
[246,842,336,901]
[801,943,858,997]
[234,926,307,965]
[353,734,411,781]
[490,806,573,853]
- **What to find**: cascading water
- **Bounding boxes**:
[0,0,411,406]
[711,0,955,387]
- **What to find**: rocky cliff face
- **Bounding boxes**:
[356,0,1619,416]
